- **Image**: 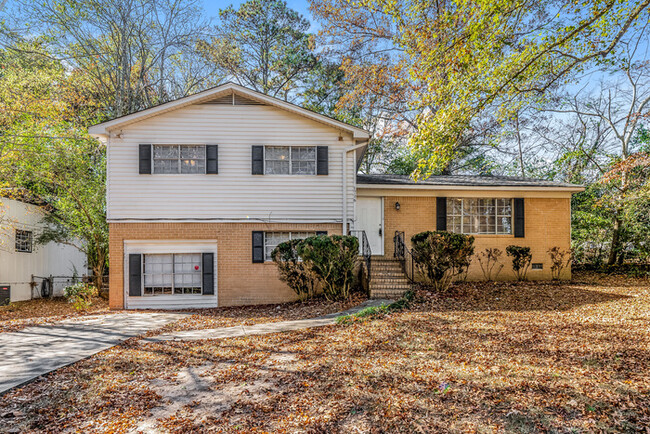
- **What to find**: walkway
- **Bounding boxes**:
[144,299,391,343]
[0,312,189,394]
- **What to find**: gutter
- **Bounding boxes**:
[342,141,369,235]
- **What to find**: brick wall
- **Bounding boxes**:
[381,196,572,281]
[109,222,341,309]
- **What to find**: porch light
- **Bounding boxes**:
[395,202,400,211]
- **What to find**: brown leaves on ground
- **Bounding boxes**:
[146,294,367,336]
[0,297,110,333]
[1,272,649,433]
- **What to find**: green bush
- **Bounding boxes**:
[63,282,98,311]
[410,231,475,291]
[298,235,359,301]
[506,245,532,280]
[271,239,316,300]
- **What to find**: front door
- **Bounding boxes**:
[356,197,384,255]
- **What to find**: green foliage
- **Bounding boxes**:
[410,231,475,291]
[297,235,359,301]
[198,0,316,99]
[271,239,315,300]
[506,245,532,281]
[337,291,414,325]
[63,282,98,311]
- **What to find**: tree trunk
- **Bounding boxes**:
[607,215,622,266]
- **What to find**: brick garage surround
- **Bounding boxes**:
[108,223,341,310]
[381,196,572,281]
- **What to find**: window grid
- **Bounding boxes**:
[15,229,33,253]
[447,198,512,235]
[264,231,315,261]
[142,253,203,296]
[153,145,206,174]
[264,146,316,175]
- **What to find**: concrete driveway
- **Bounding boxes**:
[0,312,188,394]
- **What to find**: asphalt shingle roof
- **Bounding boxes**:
[356,174,582,189]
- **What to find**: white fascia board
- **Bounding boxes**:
[88,83,371,139]
[357,184,585,193]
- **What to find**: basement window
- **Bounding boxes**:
[531,263,543,270]
[143,253,202,295]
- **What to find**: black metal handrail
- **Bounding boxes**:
[393,231,415,282]
[349,230,372,281]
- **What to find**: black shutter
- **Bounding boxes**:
[252,231,264,263]
[206,145,218,174]
[514,198,525,238]
[128,254,142,296]
[139,144,151,174]
[436,197,447,231]
[252,146,264,174]
[202,253,214,295]
[317,146,329,175]
[316,231,327,236]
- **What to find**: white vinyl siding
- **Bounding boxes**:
[107,104,356,222]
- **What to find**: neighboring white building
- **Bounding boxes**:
[0,197,87,303]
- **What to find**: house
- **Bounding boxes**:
[89,83,583,310]
[0,196,87,304]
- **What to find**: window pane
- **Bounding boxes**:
[291,147,316,161]
[265,146,289,160]
[180,159,206,174]
[154,159,179,174]
[153,145,179,159]
[446,198,512,234]
[180,145,204,159]
[15,229,33,253]
[292,160,315,175]
[265,232,290,261]
[265,160,290,174]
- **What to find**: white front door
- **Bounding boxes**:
[356,197,384,255]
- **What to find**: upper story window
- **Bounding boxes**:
[447,198,512,235]
[265,146,316,175]
[153,145,206,174]
[15,229,33,253]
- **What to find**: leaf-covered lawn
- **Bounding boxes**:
[1,272,648,433]
[0,297,110,333]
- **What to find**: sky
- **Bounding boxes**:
[201,0,317,29]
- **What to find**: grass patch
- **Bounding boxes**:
[336,291,414,324]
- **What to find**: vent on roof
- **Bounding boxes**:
[202,93,265,105]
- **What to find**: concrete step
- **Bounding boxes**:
[370,289,410,299]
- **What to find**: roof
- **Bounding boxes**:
[88,82,371,140]
[356,174,584,191]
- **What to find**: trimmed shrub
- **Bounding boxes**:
[272,239,316,300]
[506,245,532,280]
[477,248,504,281]
[410,231,475,292]
[63,282,98,311]
[298,235,359,301]
[548,247,572,280]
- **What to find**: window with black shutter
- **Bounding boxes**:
[139,144,152,174]
[514,198,525,238]
[252,231,264,262]
[206,145,218,174]
[436,197,447,231]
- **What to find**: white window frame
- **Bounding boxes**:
[15,229,33,253]
[142,253,203,296]
[264,146,317,175]
[447,198,513,235]
[264,231,316,261]
[152,144,206,174]
[123,240,217,309]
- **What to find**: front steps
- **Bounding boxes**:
[369,258,412,299]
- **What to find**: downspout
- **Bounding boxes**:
[342,141,369,235]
